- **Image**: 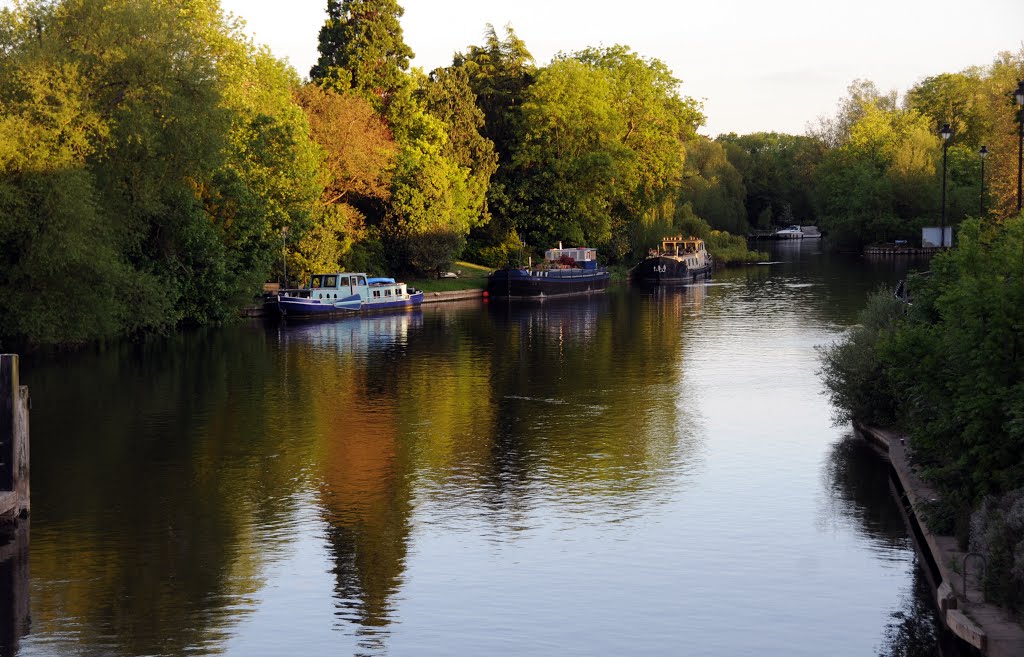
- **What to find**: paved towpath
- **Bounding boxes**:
[857,424,1024,657]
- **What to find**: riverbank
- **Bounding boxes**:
[856,423,1024,657]
[862,244,944,256]
[420,288,484,304]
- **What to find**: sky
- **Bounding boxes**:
[218,0,1024,136]
[6,0,1024,135]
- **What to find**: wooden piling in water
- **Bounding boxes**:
[0,355,29,654]
[0,355,29,522]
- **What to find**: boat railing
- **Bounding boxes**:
[535,267,605,278]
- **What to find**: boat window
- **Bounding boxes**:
[373,290,381,298]
[311,275,323,288]
[339,276,349,287]
[385,289,392,297]
[325,275,337,287]
[358,276,366,286]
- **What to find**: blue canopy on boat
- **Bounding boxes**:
[368,277,396,285]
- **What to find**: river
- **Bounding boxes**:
[6,240,965,656]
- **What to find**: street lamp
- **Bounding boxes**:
[940,123,952,247]
[1015,81,1024,213]
[980,145,988,217]
[281,226,289,288]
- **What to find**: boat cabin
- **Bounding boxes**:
[307,273,366,301]
[543,243,599,270]
[304,273,409,302]
[656,236,706,257]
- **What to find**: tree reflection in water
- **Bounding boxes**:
[820,433,909,549]
[824,435,972,657]
[877,561,972,657]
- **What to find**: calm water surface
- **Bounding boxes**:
[9,241,961,656]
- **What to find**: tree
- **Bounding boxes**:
[509,58,627,246]
[718,132,823,228]
[906,72,990,149]
[974,50,1024,218]
[573,45,703,258]
[453,24,535,162]
[810,79,898,148]
[679,137,748,235]
[385,89,487,273]
[209,47,323,313]
[452,24,535,261]
[310,0,414,112]
[0,0,327,344]
[421,65,498,227]
[293,84,396,277]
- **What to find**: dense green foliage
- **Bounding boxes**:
[3,0,1020,347]
[820,214,1024,608]
[309,0,413,111]
[0,0,322,345]
[717,132,821,230]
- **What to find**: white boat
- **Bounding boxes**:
[774,225,804,239]
[271,273,424,319]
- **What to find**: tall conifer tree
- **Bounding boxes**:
[310,0,414,110]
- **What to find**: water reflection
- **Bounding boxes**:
[820,435,910,552]
[15,246,958,656]
[283,292,711,646]
[471,292,702,517]
[23,329,313,656]
[0,523,29,657]
[822,437,973,657]
[275,314,422,650]
[877,560,969,657]
[275,312,422,354]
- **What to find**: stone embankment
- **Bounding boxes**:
[856,423,1024,657]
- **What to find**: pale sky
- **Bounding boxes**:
[220,0,1024,136]
[6,0,1024,135]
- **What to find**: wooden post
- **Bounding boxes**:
[0,356,14,493]
[0,355,28,655]
[13,384,27,519]
[0,521,29,656]
[0,356,28,520]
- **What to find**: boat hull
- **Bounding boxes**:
[630,256,711,285]
[362,292,424,313]
[276,292,423,318]
[486,269,610,299]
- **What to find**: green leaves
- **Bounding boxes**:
[310,0,414,112]
[824,213,1024,523]
[0,0,328,344]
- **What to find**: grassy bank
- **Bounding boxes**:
[408,261,492,292]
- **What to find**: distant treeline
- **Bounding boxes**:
[1,0,1022,346]
[744,62,1024,249]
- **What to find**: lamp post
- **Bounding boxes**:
[1016,81,1024,214]
[940,123,952,247]
[980,145,988,217]
[281,226,289,288]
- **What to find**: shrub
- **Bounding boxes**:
[818,286,905,426]
[970,489,1024,611]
